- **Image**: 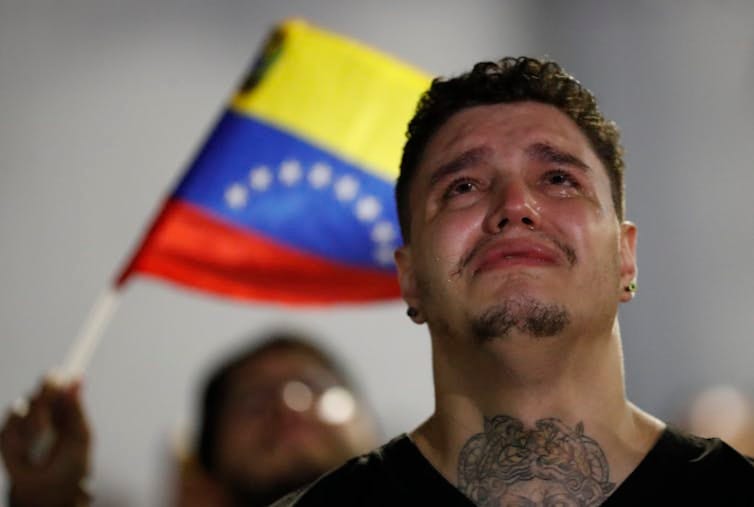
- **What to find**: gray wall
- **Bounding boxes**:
[1,1,752,504]
[525,1,754,415]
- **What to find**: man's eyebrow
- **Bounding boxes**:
[428,146,493,187]
[525,142,590,172]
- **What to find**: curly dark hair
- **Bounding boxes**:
[396,56,625,241]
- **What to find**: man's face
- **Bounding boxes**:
[213,349,375,496]
[396,101,636,342]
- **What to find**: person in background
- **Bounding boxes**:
[679,384,754,458]
[1,331,379,507]
[176,333,379,507]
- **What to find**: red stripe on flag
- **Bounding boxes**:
[117,200,401,304]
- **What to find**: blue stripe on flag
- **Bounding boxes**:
[173,110,401,272]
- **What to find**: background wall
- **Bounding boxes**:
[1,1,752,504]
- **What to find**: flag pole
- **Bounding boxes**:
[57,286,122,382]
[22,287,122,462]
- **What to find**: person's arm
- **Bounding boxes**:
[1,380,91,507]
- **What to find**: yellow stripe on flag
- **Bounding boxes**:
[231,19,431,181]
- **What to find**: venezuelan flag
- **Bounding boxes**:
[116,19,431,304]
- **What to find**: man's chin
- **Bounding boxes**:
[470,296,570,342]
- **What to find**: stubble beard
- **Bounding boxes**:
[470,296,571,343]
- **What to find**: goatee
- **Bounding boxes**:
[471,296,570,342]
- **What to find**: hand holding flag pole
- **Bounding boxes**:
[9,287,121,467]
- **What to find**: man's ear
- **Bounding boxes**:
[394,245,425,323]
[619,221,638,302]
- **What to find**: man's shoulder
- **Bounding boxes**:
[609,426,754,505]
[659,426,754,476]
[269,434,413,507]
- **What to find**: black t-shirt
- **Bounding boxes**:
[272,427,754,506]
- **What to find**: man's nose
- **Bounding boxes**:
[483,178,540,234]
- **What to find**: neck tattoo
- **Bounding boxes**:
[457,415,615,506]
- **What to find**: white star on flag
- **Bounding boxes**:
[308,162,333,189]
[279,159,303,186]
[224,183,248,209]
[374,244,396,266]
[334,175,359,202]
[371,221,396,243]
[249,166,273,191]
[355,196,382,222]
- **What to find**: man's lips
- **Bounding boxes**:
[469,238,563,275]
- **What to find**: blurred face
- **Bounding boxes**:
[397,102,636,342]
[212,348,376,497]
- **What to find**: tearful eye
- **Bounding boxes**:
[543,170,580,189]
[443,178,479,200]
[454,181,475,193]
[548,172,570,185]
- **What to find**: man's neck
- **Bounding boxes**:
[411,324,664,505]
